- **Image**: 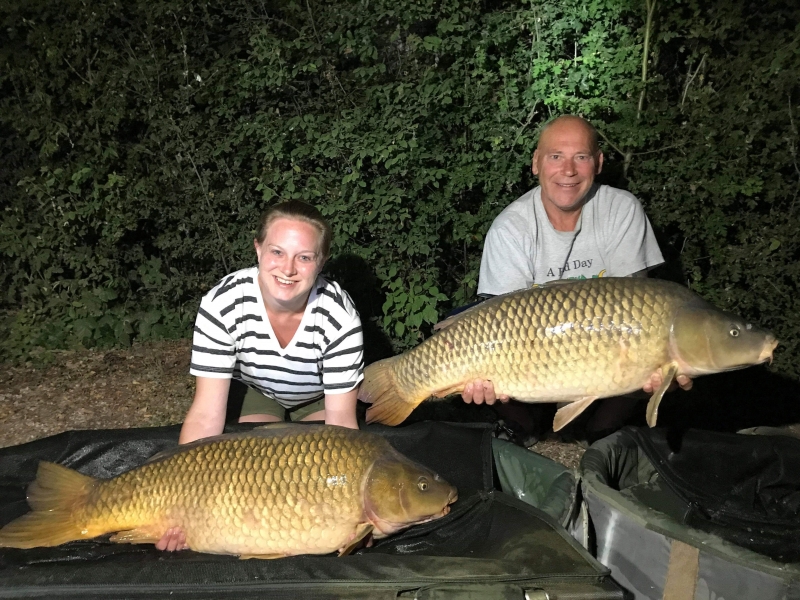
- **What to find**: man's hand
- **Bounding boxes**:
[155,527,188,552]
[642,369,693,394]
[461,379,510,405]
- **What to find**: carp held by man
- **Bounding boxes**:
[0,425,457,558]
[361,278,778,430]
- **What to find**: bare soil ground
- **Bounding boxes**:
[0,340,194,448]
[0,340,586,469]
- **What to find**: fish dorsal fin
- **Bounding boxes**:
[433,301,489,331]
[540,279,575,287]
[646,364,678,427]
[553,397,598,431]
[433,289,532,332]
[144,425,321,464]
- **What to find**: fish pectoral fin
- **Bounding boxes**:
[431,384,464,398]
[338,523,374,557]
[109,527,164,545]
[239,553,288,560]
[553,397,598,432]
[646,364,678,428]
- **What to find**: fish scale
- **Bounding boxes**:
[0,426,457,557]
[362,278,777,430]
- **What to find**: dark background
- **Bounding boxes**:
[1,0,798,383]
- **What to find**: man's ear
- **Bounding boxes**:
[254,238,261,260]
[531,150,540,176]
[595,151,604,175]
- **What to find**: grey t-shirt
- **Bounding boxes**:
[478,184,664,296]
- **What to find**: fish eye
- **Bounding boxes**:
[729,326,740,337]
[417,477,429,491]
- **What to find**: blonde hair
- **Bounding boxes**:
[255,200,332,261]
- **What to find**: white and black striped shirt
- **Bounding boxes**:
[189,267,364,408]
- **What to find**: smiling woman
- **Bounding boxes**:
[156,200,365,551]
[181,200,364,444]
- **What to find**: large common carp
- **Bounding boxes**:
[361,278,778,430]
[0,425,457,558]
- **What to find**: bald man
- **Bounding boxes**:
[479,115,662,295]
[461,115,690,437]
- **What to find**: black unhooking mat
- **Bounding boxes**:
[584,427,800,562]
[0,422,623,600]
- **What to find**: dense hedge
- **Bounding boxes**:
[1,0,798,376]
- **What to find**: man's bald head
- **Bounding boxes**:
[538,115,600,155]
[531,114,604,229]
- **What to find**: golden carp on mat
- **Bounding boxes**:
[361,278,778,430]
[0,425,457,558]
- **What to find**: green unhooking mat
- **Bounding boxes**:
[0,422,623,600]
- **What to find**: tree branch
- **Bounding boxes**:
[596,128,626,158]
[508,101,540,153]
[681,54,706,108]
[624,0,657,179]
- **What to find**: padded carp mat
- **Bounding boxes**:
[0,422,623,599]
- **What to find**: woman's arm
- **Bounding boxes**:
[157,376,231,551]
[323,388,359,429]
[178,377,232,444]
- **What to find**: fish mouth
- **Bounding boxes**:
[418,502,454,523]
[367,487,459,536]
[429,489,459,519]
[759,336,779,365]
[409,488,459,524]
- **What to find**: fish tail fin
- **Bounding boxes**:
[360,357,425,426]
[0,462,96,548]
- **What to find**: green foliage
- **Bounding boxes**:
[622,0,800,375]
[0,0,798,376]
